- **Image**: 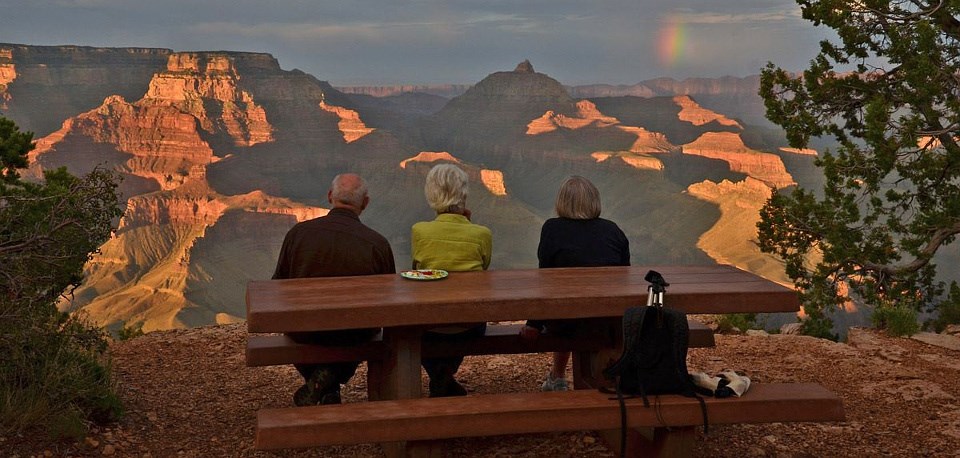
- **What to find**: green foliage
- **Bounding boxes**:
[928,281,960,332]
[872,304,920,337]
[0,116,32,183]
[715,313,760,334]
[117,321,146,341]
[758,2,960,331]
[0,115,125,439]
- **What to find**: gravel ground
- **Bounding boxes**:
[5,322,960,457]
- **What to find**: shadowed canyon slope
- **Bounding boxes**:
[3,45,823,331]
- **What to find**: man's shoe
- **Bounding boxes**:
[293,367,341,406]
[428,376,468,398]
[540,372,569,392]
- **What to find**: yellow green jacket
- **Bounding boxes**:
[411,213,492,272]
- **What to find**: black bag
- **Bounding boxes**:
[601,270,708,456]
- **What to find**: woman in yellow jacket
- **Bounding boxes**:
[412,163,492,397]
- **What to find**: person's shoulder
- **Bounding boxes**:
[541,217,564,229]
[477,224,492,241]
[597,217,624,230]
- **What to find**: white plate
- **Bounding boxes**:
[399,269,449,281]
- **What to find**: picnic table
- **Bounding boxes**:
[246,264,844,456]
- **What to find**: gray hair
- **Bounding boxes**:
[330,173,368,208]
[555,175,601,220]
[424,164,469,213]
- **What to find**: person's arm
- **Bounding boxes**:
[272,231,293,279]
[480,226,493,270]
[537,220,556,268]
[618,226,631,266]
[410,225,421,270]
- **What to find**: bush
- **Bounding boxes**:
[715,313,759,334]
[872,305,920,337]
[928,282,960,333]
[0,115,125,440]
[117,321,146,341]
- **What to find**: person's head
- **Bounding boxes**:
[424,163,469,214]
[328,173,369,215]
[555,175,601,220]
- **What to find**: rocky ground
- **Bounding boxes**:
[5,321,960,457]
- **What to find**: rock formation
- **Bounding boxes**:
[591,151,664,170]
[686,177,790,285]
[480,169,507,196]
[0,43,170,135]
[319,101,374,143]
[674,95,741,128]
[683,131,795,188]
[399,151,461,169]
[779,147,818,156]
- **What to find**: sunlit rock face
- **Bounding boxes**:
[686,177,790,285]
[480,169,507,196]
[674,95,741,128]
[526,100,620,134]
[592,151,665,171]
[683,132,795,188]
[779,147,818,156]
[0,48,14,108]
[399,151,461,169]
[146,53,274,147]
[318,101,374,143]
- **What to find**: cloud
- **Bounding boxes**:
[188,22,390,43]
[665,7,801,25]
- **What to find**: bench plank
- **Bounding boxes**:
[246,321,715,367]
[255,383,844,450]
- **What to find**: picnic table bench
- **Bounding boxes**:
[246,265,845,456]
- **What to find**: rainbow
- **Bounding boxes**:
[658,17,686,67]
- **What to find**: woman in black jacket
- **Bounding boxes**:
[520,175,630,391]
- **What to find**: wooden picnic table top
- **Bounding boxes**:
[246,264,799,334]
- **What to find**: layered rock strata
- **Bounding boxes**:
[683,132,795,188]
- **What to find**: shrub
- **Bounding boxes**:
[117,321,146,341]
[872,305,920,337]
[0,115,124,440]
[715,313,759,334]
[928,282,960,333]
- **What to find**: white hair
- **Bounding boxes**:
[424,164,468,213]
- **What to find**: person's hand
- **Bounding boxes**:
[462,208,472,221]
[519,325,541,341]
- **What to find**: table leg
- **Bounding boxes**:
[372,327,432,458]
[374,326,423,400]
[572,319,621,390]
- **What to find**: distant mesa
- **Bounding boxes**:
[674,95,741,129]
[683,132,795,188]
[514,60,535,74]
[592,151,664,171]
[318,101,374,143]
[399,151,461,169]
[526,100,619,134]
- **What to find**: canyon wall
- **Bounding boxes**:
[9,46,824,331]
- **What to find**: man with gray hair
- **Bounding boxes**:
[273,173,396,406]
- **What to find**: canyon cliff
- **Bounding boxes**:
[9,45,822,331]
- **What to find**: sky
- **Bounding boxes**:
[0,0,833,86]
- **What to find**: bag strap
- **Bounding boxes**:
[615,377,627,458]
